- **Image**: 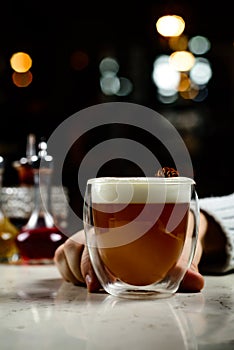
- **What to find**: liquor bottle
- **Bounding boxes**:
[0,156,20,263]
[8,134,37,230]
[15,139,68,264]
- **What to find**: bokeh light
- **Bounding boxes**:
[152,55,180,90]
[100,75,120,95]
[169,51,195,72]
[190,57,212,85]
[180,83,199,100]
[115,77,133,96]
[99,57,119,76]
[99,56,132,96]
[154,13,213,104]
[10,52,32,73]
[12,71,33,87]
[177,73,191,92]
[70,50,89,70]
[157,93,178,104]
[169,35,188,51]
[188,35,211,55]
[192,86,209,102]
[156,15,185,37]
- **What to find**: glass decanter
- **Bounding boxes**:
[13,133,37,186]
[0,156,20,263]
[15,140,68,264]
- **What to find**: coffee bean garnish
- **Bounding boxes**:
[156,167,179,178]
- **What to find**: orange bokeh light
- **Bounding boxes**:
[70,50,89,71]
[12,71,33,87]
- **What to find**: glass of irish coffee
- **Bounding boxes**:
[83,176,199,299]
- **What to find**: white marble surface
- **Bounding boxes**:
[0,264,234,350]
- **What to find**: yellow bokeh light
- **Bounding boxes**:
[169,35,188,51]
[156,15,185,37]
[180,84,199,100]
[169,51,195,72]
[10,52,32,73]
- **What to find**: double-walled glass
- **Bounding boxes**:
[83,177,199,299]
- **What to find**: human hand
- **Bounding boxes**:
[54,211,207,293]
[54,229,102,292]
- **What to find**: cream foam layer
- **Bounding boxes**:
[88,177,195,204]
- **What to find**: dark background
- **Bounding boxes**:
[0,1,233,218]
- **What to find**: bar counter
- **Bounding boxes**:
[0,264,233,349]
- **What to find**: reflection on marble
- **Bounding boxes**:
[0,265,234,349]
[54,284,198,349]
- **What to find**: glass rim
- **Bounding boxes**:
[87,176,195,185]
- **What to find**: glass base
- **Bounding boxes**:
[112,290,174,300]
[104,281,178,300]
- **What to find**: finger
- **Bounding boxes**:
[54,243,81,285]
[179,266,205,292]
[178,240,205,292]
[62,230,86,284]
[80,245,102,292]
[179,212,207,292]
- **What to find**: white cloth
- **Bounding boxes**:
[199,193,234,273]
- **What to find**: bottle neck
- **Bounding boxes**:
[34,169,51,209]
[25,167,55,229]
[26,133,36,160]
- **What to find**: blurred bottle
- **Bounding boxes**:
[13,133,37,186]
[9,134,37,229]
[0,157,20,263]
[15,139,68,264]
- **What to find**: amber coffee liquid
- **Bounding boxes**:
[92,202,189,286]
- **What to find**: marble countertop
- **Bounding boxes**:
[0,265,234,350]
